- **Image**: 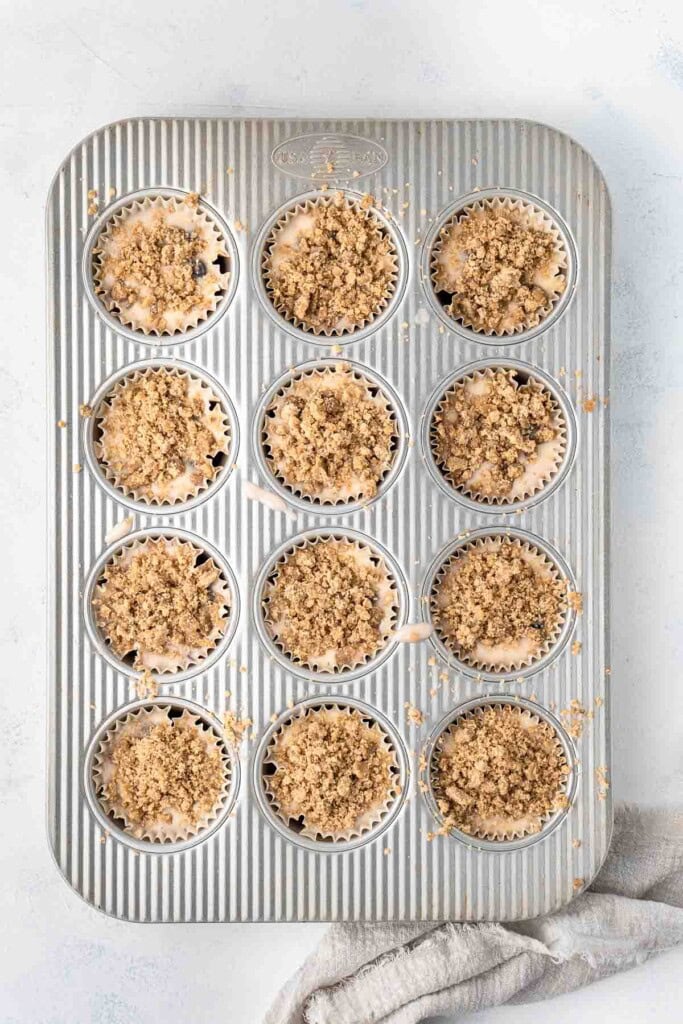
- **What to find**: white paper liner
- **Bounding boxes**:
[430,367,567,505]
[430,535,568,672]
[92,535,231,674]
[261,535,399,674]
[430,195,567,337]
[263,704,401,842]
[261,363,398,505]
[94,365,231,506]
[430,703,570,841]
[92,194,230,336]
[261,194,399,337]
[92,704,231,843]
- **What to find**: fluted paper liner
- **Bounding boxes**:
[92,704,231,843]
[261,194,399,337]
[430,366,567,505]
[263,704,401,843]
[261,363,399,505]
[261,535,399,674]
[94,365,231,506]
[92,194,230,336]
[430,535,568,672]
[430,195,567,337]
[430,703,570,842]
[92,535,231,675]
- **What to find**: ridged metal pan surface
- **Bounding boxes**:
[47,118,611,922]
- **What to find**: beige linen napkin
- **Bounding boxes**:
[266,806,683,1024]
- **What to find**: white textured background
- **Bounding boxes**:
[1,0,681,1021]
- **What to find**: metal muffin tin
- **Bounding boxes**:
[47,118,611,922]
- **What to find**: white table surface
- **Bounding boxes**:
[1,0,681,1020]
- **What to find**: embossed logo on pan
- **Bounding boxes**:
[271,133,388,181]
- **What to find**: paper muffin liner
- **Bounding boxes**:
[430,535,568,672]
[261,193,399,337]
[430,366,567,505]
[92,703,232,843]
[91,535,231,675]
[430,702,571,842]
[261,362,399,506]
[262,703,401,843]
[430,195,567,337]
[93,364,231,507]
[92,194,230,337]
[261,534,399,674]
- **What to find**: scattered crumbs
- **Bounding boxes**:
[603,396,610,407]
[330,343,343,355]
[239,664,247,674]
[404,702,425,726]
[573,877,584,891]
[87,188,98,200]
[224,690,231,698]
[438,325,445,334]
[73,463,82,473]
[574,369,582,379]
[558,367,566,377]
[471,157,479,166]
[228,658,237,669]
[418,779,429,793]
[270,712,278,723]
[560,698,591,739]
[568,591,584,614]
[572,838,582,849]
[234,219,246,232]
[223,710,253,746]
[401,321,409,329]
[571,640,582,656]
[99,830,110,844]
[596,765,610,800]
[287,699,294,709]
[108,187,116,199]
[427,656,437,667]
[582,396,597,413]
[594,696,604,708]
[134,670,158,699]
[438,672,449,683]
[57,419,67,428]
[326,161,334,173]
[79,403,93,418]
[87,202,99,216]
[352,170,360,178]
[383,846,391,856]
[89,702,96,710]
[226,166,234,175]
[605,667,611,676]
[417,751,428,773]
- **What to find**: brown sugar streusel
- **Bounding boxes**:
[94,195,228,334]
[93,539,228,670]
[103,715,225,831]
[433,205,564,333]
[433,705,570,837]
[432,539,566,663]
[264,539,396,670]
[267,708,397,835]
[265,192,396,333]
[97,369,229,502]
[432,370,559,500]
[263,366,395,502]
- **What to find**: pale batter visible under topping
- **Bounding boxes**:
[93,540,227,668]
[433,540,566,655]
[268,709,396,834]
[264,540,395,669]
[266,192,395,332]
[104,719,224,829]
[98,369,228,500]
[433,705,569,836]
[433,370,558,498]
[434,207,564,333]
[264,368,395,501]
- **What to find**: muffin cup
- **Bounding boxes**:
[87,359,236,512]
[423,527,576,682]
[254,528,408,684]
[424,696,577,850]
[83,188,239,344]
[422,188,578,345]
[254,189,408,345]
[425,360,574,511]
[85,698,239,852]
[255,358,407,513]
[253,697,408,851]
[84,528,239,684]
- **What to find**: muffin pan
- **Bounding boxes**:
[47,118,611,922]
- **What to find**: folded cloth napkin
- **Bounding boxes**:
[266,805,683,1024]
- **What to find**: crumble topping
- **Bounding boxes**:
[433,540,566,654]
[268,709,396,834]
[267,192,395,332]
[105,718,224,828]
[265,540,393,668]
[433,370,557,497]
[93,540,227,666]
[95,199,223,332]
[265,369,395,500]
[434,208,562,333]
[98,370,227,498]
[433,705,569,835]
